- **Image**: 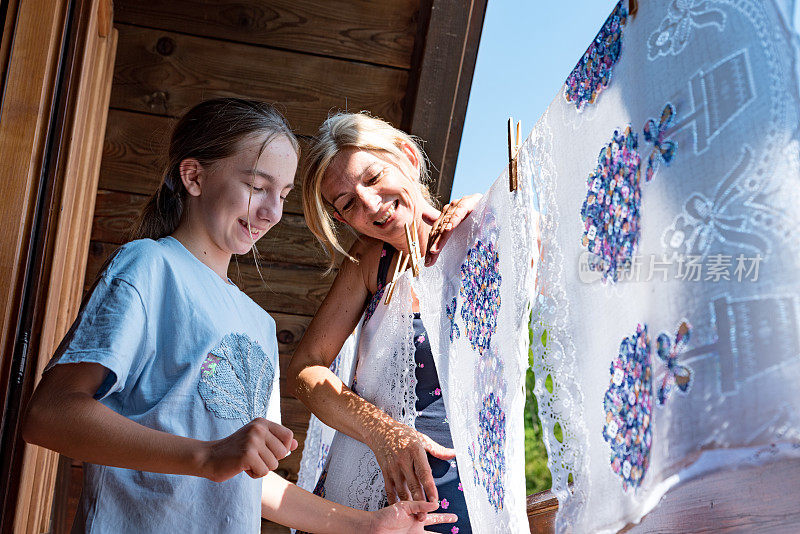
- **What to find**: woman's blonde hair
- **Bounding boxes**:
[302,112,434,270]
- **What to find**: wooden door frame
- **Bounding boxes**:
[0,0,116,531]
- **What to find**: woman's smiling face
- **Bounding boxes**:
[190,134,298,256]
[321,147,421,243]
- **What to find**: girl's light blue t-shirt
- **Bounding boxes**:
[46,236,281,534]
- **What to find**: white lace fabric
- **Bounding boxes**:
[296,279,418,512]
[528,1,800,532]
[412,163,538,532]
[296,163,538,531]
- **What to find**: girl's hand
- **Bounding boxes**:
[368,501,458,533]
[424,194,482,266]
[200,418,298,482]
[367,420,456,504]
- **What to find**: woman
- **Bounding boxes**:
[289,112,480,533]
[22,99,456,534]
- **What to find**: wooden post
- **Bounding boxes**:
[0,0,117,530]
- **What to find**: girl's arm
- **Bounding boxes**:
[287,239,454,506]
[260,472,456,533]
[22,361,296,481]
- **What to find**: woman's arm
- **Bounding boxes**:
[287,239,454,505]
[261,472,456,533]
[22,362,296,482]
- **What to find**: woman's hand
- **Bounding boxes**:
[424,194,482,266]
[368,501,458,533]
[199,418,298,482]
[367,419,456,504]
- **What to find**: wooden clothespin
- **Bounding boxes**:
[383,251,409,305]
[628,0,638,17]
[405,222,421,277]
[508,117,521,192]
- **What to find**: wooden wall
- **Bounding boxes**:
[56,1,486,532]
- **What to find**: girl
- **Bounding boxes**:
[289,112,480,533]
[22,99,456,533]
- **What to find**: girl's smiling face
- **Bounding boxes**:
[183,134,298,257]
[321,146,422,245]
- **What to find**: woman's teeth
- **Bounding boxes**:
[376,202,396,225]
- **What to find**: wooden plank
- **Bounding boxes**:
[261,520,290,534]
[626,458,800,533]
[86,240,336,317]
[405,0,487,204]
[109,24,407,131]
[51,455,81,534]
[114,0,418,69]
[99,108,172,193]
[527,490,558,534]
[273,314,311,357]
[527,458,800,533]
[99,109,306,214]
[90,189,343,267]
[233,260,336,317]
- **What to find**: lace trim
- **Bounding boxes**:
[527,113,593,532]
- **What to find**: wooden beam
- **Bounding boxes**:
[114,0,419,69]
[527,490,559,534]
[110,24,408,129]
[404,0,487,204]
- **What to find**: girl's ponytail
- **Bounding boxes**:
[131,173,185,240]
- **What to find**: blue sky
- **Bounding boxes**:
[451,0,618,199]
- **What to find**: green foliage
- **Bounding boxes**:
[525,316,551,495]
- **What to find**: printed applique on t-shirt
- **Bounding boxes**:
[198,332,275,423]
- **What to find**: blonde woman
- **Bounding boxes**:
[289,113,480,533]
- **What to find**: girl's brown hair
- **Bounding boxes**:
[131,98,298,241]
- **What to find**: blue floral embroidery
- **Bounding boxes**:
[457,240,502,356]
[564,1,628,111]
[603,325,653,491]
[363,283,385,324]
[198,332,275,423]
[312,468,327,498]
[468,345,508,511]
[656,321,693,405]
[643,103,677,182]
[580,126,642,282]
[468,391,506,511]
[446,295,460,341]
